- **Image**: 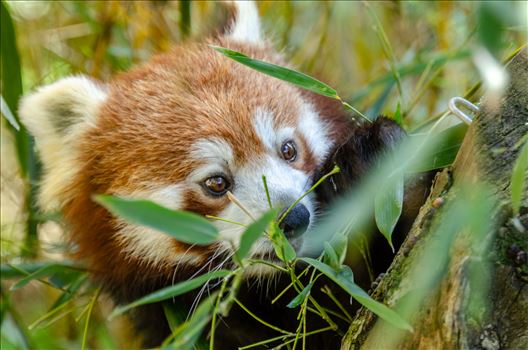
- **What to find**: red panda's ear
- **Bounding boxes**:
[19,76,107,211]
[225,1,262,44]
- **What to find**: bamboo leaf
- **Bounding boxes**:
[164,293,218,350]
[10,264,82,291]
[409,124,468,172]
[287,281,313,309]
[511,139,528,215]
[269,222,296,262]
[211,46,339,99]
[95,195,219,245]
[323,242,339,270]
[109,270,230,319]
[1,95,20,130]
[237,209,277,261]
[301,258,412,332]
[374,175,404,251]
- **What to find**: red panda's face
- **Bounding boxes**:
[88,39,332,270]
[19,3,339,277]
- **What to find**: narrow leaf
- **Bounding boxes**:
[95,195,219,245]
[211,46,339,99]
[109,270,230,319]
[301,258,412,331]
[1,95,20,130]
[10,264,81,291]
[237,209,277,261]
[511,140,528,215]
[166,293,217,350]
[269,223,296,262]
[323,242,339,270]
[409,123,468,172]
[287,281,314,309]
[329,232,348,266]
[163,301,187,332]
[375,175,404,251]
[394,102,402,125]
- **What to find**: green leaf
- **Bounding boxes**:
[95,195,219,245]
[301,258,412,332]
[1,95,20,130]
[165,292,218,350]
[163,301,187,332]
[329,232,348,266]
[237,209,277,261]
[211,46,339,99]
[511,139,528,216]
[10,264,82,291]
[323,242,339,270]
[50,274,88,310]
[287,281,314,309]
[109,270,230,319]
[1,1,29,176]
[477,2,512,57]
[374,175,404,251]
[409,123,468,172]
[269,223,296,262]
[394,102,402,125]
[1,261,81,279]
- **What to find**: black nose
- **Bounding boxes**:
[278,203,310,239]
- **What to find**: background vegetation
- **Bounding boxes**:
[1,1,526,349]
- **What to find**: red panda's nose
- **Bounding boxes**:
[278,204,310,239]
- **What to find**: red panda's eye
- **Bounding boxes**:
[281,141,297,162]
[204,176,230,196]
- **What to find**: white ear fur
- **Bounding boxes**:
[228,1,261,43]
[19,76,107,211]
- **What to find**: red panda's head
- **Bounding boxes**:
[19,2,348,283]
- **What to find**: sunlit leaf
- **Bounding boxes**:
[301,258,412,331]
[237,210,277,261]
[287,281,313,309]
[109,270,230,319]
[211,46,339,99]
[511,139,528,216]
[375,175,404,250]
[95,195,219,245]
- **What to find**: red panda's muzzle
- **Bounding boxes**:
[278,203,311,240]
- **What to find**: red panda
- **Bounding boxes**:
[20,2,352,348]
[19,2,428,349]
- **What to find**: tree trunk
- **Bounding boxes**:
[341,49,528,350]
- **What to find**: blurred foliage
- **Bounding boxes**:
[1,1,526,349]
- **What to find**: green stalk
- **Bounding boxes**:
[278,165,340,225]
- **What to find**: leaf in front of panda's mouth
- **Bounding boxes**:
[94,195,219,245]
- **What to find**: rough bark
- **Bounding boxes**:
[341,49,528,350]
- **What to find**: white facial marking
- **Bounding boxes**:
[190,138,234,165]
[253,109,276,151]
[298,103,332,163]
